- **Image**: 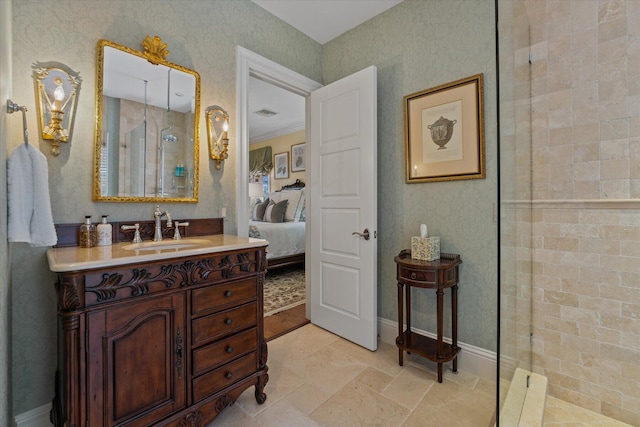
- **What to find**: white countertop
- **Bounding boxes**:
[47,234,268,273]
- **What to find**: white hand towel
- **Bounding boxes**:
[7,143,57,247]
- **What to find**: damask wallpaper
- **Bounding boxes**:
[9,0,322,416]
[9,0,498,419]
[323,0,498,352]
[1,2,11,425]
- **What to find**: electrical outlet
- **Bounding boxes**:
[221,207,226,218]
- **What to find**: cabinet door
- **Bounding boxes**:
[87,294,186,427]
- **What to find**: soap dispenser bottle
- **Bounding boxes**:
[79,215,97,248]
[97,215,112,246]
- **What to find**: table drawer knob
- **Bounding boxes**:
[225,372,233,380]
[224,290,233,298]
[225,318,233,325]
[411,272,417,280]
[226,346,234,354]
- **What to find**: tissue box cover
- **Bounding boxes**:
[411,236,440,261]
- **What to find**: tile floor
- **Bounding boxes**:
[207,324,633,426]
[208,324,495,426]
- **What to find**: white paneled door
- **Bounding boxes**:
[309,66,378,351]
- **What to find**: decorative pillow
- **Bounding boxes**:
[266,192,282,203]
[298,204,306,222]
[278,190,303,222]
[263,199,288,223]
[251,198,270,221]
[293,193,306,222]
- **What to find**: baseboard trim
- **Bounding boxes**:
[378,317,497,382]
[14,403,52,427]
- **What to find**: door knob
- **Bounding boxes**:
[352,229,370,241]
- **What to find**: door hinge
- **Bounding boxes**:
[526,375,530,388]
[85,328,89,354]
[530,333,533,346]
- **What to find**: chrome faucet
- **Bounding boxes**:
[120,223,142,244]
[173,221,189,240]
[153,205,172,241]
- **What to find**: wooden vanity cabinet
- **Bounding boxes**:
[51,244,268,427]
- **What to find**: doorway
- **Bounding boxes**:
[236,46,321,335]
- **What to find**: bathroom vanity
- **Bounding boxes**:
[47,229,269,427]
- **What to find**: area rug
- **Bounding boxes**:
[264,266,306,317]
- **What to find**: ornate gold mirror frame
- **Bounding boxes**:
[93,36,200,202]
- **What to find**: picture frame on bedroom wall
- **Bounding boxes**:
[291,142,305,172]
[274,152,289,179]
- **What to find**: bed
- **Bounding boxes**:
[248,180,306,268]
[249,220,305,268]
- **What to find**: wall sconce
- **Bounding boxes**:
[32,62,82,156]
[206,105,229,170]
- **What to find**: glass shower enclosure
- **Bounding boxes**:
[497,0,533,425]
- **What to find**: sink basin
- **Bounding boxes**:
[123,239,212,252]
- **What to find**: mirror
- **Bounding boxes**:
[93,37,200,202]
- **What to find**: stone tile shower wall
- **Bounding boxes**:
[525,1,640,424]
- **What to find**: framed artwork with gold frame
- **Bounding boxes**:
[404,74,485,183]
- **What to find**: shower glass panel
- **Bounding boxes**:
[118,122,146,197]
[497,0,532,425]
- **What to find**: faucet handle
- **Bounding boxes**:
[120,223,142,243]
[173,221,189,240]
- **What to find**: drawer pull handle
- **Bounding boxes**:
[411,272,417,280]
[225,318,233,325]
[224,290,233,298]
[226,346,234,354]
[225,372,233,380]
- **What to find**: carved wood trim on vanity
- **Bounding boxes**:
[51,218,269,427]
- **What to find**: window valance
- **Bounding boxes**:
[249,146,273,176]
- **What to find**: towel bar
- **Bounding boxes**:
[6,99,29,146]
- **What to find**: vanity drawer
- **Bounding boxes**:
[192,302,257,347]
[192,277,257,316]
[192,328,257,376]
[192,352,257,402]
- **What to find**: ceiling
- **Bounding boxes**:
[252,0,403,45]
[248,0,403,143]
[249,76,305,144]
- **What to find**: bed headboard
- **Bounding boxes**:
[279,179,305,190]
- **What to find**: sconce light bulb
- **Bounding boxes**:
[54,86,65,101]
[223,120,229,132]
[54,79,65,101]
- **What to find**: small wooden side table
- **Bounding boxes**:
[394,249,462,383]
